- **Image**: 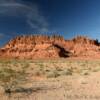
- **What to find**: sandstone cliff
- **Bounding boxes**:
[0,35,100,59]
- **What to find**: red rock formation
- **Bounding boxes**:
[0,35,69,59]
[64,36,100,58]
[0,35,100,59]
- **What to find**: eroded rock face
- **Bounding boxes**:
[0,35,100,59]
[65,36,100,58]
[0,35,70,59]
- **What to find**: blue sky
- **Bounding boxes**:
[0,0,100,46]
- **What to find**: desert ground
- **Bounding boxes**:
[0,58,100,100]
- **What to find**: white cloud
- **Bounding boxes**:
[0,0,49,32]
[0,33,5,38]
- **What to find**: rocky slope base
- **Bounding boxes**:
[0,35,100,59]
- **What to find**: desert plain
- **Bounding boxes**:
[0,58,100,100]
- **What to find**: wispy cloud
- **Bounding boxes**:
[0,0,49,32]
[0,33,5,38]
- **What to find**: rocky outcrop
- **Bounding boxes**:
[0,35,100,59]
[0,35,70,59]
[65,36,100,58]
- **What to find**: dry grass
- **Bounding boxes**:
[0,59,100,99]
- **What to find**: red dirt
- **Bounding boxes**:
[0,35,100,59]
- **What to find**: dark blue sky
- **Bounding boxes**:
[0,0,100,46]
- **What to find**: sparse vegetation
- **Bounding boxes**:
[0,59,29,97]
[46,70,60,78]
[0,59,100,99]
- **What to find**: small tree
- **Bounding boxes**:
[95,39,99,46]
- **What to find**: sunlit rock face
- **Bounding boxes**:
[0,35,100,59]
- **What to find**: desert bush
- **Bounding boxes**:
[83,72,89,75]
[60,68,73,76]
[46,70,60,78]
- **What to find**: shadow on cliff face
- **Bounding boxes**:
[54,44,70,58]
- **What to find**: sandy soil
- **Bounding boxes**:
[0,59,100,100]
